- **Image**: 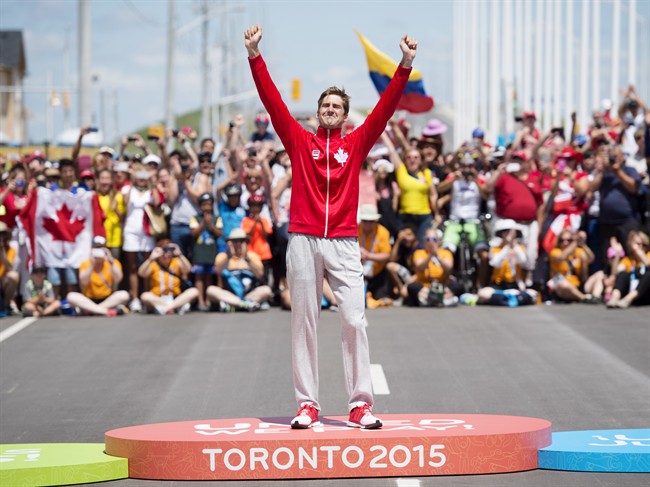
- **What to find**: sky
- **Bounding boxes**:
[1,0,648,146]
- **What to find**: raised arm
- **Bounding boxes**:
[245,24,303,156]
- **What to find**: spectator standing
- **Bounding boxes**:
[189,192,223,311]
[122,164,162,312]
[96,169,125,260]
[590,145,643,268]
[241,193,273,282]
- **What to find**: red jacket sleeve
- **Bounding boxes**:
[351,65,412,157]
[249,55,305,156]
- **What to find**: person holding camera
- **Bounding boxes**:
[122,163,163,312]
[189,192,223,311]
[590,144,643,269]
[65,236,130,317]
[206,228,272,312]
[138,240,198,315]
[475,220,537,307]
[402,227,458,307]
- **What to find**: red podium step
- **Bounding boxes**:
[105,414,551,480]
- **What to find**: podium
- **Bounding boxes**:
[105,414,552,480]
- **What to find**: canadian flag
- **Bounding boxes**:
[20,188,105,269]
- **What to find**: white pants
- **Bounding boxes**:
[287,233,373,412]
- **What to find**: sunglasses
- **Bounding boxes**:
[560,238,573,243]
[424,237,439,242]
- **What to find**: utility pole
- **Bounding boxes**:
[79,0,92,128]
[165,0,176,138]
[200,0,211,139]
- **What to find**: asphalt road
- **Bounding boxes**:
[1,303,648,487]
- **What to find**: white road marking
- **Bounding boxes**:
[0,317,37,344]
[396,479,421,487]
[370,363,390,395]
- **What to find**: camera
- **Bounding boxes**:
[180,164,191,173]
[228,121,235,129]
[147,135,159,141]
[87,127,98,133]
[127,136,137,142]
[172,129,179,137]
[162,245,175,253]
[609,156,617,166]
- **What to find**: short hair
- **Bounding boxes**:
[318,87,350,115]
[59,158,75,170]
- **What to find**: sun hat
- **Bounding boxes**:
[358,204,381,222]
[226,228,249,241]
[372,159,394,173]
[421,118,448,137]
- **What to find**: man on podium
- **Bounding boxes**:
[245,24,418,429]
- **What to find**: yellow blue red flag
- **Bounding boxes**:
[356,31,434,114]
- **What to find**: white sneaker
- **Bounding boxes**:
[154,304,168,315]
[177,303,191,315]
[129,299,143,313]
[347,401,382,429]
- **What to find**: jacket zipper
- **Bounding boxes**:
[324,129,330,237]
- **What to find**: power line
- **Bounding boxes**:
[121,0,160,27]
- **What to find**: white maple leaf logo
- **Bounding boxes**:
[333,148,349,165]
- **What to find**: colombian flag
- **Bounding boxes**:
[356,32,434,114]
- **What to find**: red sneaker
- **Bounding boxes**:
[347,401,382,429]
[291,402,321,429]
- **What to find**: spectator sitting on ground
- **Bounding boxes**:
[475,219,537,307]
[386,224,419,298]
[65,236,130,317]
[402,227,458,307]
[547,229,598,303]
[206,228,272,312]
[358,204,393,308]
[22,265,61,318]
[607,230,650,309]
[0,222,19,314]
[138,240,199,315]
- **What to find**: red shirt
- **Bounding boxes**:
[0,191,28,229]
[249,55,411,238]
[494,173,543,222]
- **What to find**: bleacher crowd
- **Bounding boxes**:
[0,85,648,317]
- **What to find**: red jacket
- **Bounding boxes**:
[249,55,411,238]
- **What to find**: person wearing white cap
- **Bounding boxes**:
[358,204,392,309]
[206,228,272,312]
[65,235,130,317]
[469,220,538,307]
[245,23,418,429]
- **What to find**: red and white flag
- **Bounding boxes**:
[20,188,105,269]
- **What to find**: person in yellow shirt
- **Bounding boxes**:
[475,219,537,306]
[66,236,130,316]
[548,229,597,303]
[96,169,126,259]
[402,227,458,307]
[0,222,19,313]
[138,240,199,315]
[358,204,392,308]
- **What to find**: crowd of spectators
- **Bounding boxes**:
[0,84,648,317]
